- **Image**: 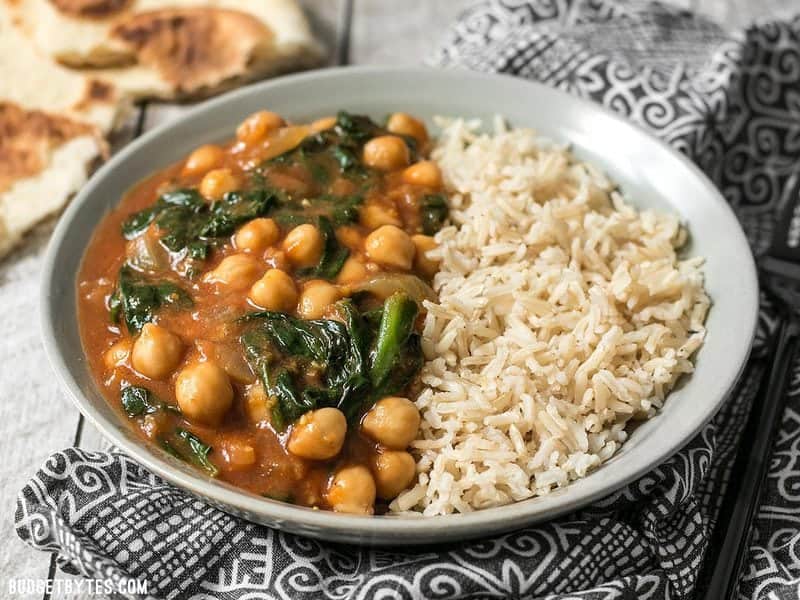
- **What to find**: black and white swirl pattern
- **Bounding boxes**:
[15,2,800,598]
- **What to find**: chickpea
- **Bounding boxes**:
[387,113,428,144]
[234,218,280,253]
[362,135,410,171]
[131,323,183,379]
[336,256,368,284]
[372,450,416,499]
[287,407,347,460]
[412,234,439,279]
[297,280,341,319]
[199,168,239,200]
[336,226,364,251]
[364,225,415,270]
[236,110,285,145]
[245,382,271,423]
[103,338,132,370]
[282,224,323,268]
[225,442,256,469]
[310,116,336,132]
[175,362,233,426]
[264,247,290,271]
[402,161,442,188]
[326,465,376,515]
[249,268,297,311]
[361,397,420,449]
[203,254,262,291]
[182,144,224,177]
[360,203,402,229]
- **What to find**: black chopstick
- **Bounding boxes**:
[701,314,800,599]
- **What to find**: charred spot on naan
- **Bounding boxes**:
[0,101,97,194]
[49,0,130,19]
[71,79,118,114]
[87,79,114,101]
[110,8,274,97]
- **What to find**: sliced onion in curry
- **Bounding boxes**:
[237,124,312,165]
[353,273,436,305]
[125,229,169,272]
[195,340,255,385]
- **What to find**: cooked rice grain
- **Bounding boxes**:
[390,118,710,515]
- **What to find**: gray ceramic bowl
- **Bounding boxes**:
[41,66,759,545]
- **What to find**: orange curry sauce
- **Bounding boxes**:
[77,110,445,514]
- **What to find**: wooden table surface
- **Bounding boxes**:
[2,1,796,599]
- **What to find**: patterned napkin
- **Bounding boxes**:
[16,2,800,599]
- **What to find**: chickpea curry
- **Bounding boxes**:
[77,110,447,515]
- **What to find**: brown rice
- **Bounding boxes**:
[390,117,710,515]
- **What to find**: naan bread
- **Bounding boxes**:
[0,0,322,256]
[0,6,130,257]
[8,0,324,99]
[0,6,128,133]
[0,103,102,257]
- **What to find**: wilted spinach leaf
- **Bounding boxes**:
[374,330,423,399]
[120,188,276,258]
[121,385,157,416]
[154,205,202,253]
[187,240,209,260]
[369,292,420,396]
[108,288,122,324]
[240,294,422,428]
[330,301,372,419]
[160,428,219,477]
[309,162,330,185]
[297,216,349,280]
[121,189,204,240]
[160,189,206,207]
[331,145,361,174]
[420,193,449,235]
[334,111,382,145]
[201,189,276,237]
[272,195,362,229]
[111,265,193,334]
[121,385,180,417]
[121,207,159,239]
[246,311,350,362]
[267,112,390,185]
[241,327,316,430]
[330,195,364,226]
[241,303,368,426]
[400,134,420,162]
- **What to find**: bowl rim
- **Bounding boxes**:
[40,65,759,542]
